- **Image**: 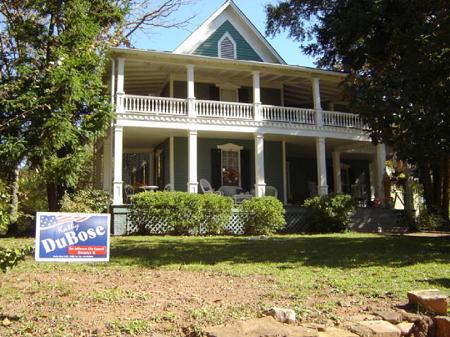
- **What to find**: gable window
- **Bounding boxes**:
[218,33,236,59]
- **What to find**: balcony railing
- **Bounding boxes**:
[196,100,253,119]
[261,105,316,124]
[119,95,364,130]
[122,95,187,115]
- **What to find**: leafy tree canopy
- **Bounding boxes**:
[0,0,192,211]
[266,0,449,218]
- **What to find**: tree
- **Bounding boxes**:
[0,0,193,212]
[266,0,449,222]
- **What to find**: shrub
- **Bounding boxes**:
[129,192,233,235]
[60,189,111,213]
[240,197,285,235]
[0,181,10,236]
[416,210,445,231]
[303,194,356,233]
[0,245,33,273]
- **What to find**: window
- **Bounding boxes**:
[217,143,243,186]
[218,33,236,59]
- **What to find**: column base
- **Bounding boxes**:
[187,182,198,193]
[254,183,266,197]
[317,185,328,196]
[113,181,123,205]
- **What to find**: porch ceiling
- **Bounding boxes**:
[113,58,346,106]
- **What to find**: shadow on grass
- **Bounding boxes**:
[110,234,450,270]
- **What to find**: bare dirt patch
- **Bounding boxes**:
[0,265,278,336]
[0,263,395,337]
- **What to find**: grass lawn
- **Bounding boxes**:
[0,233,449,336]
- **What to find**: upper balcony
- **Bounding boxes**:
[110,48,367,138]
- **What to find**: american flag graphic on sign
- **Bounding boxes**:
[40,214,91,229]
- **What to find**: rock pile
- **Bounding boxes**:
[204,289,449,337]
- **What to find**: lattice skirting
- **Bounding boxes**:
[111,206,406,236]
[111,206,308,235]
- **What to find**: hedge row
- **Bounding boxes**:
[129,192,285,235]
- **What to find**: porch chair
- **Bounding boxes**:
[217,185,244,196]
[265,186,278,198]
[199,179,222,195]
[164,183,173,191]
[124,184,134,204]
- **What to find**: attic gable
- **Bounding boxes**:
[174,0,285,64]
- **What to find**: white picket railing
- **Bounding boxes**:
[122,95,187,115]
[323,110,363,129]
[261,105,316,124]
[120,95,364,130]
[196,100,254,119]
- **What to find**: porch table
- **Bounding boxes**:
[141,185,159,192]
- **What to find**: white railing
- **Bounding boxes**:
[122,95,187,115]
[120,95,364,130]
[323,110,363,129]
[196,100,253,119]
[261,105,316,124]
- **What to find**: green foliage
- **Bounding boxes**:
[0,1,124,209]
[416,210,446,232]
[0,245,33,273]
[129,192,233,235]
[266,0,450,218]
[240,197,285,235]
[303,194,356,233]
[60,189,111,213]
[0,180,10,235]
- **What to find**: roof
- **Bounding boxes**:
[109,47,347,80]
[173,0,286,64]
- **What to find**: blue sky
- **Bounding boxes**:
[132,0,317,67]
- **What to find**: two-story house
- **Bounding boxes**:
[101,0,387,226]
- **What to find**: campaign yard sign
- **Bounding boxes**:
[35,212,110,262]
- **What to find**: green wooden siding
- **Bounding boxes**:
[172,137,284,200]
[194,20,263,62]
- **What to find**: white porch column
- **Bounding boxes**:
[116,58,125,114]
[102,132,113,193]
[312,77,323,127]
[332,151,342,193]
[253,71,262,121]
[170,136,175,190]
[187,130,198,193]
[113,126,124,205]
[374,143,386,199]
[282,140,288,204]
[186,64,196,118]
[316,137,328,196]
[254,133,266,197]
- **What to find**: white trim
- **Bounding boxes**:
[218,32,237,59]
[173,1,285,64]
[217,143,243,151]
[116,115,371,141]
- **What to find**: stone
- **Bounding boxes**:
[266,307,296,324]
[407,289,448,315]
[434,316,450,337]
[374,310,403,324]
[2,318,11,326]
[351,320,401,337]
[408,316,435,337]
[206,316,318,337]
[348,314,378,322]
[318,327,358,337]
[396,322,414,336]
[397,309,422,323]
